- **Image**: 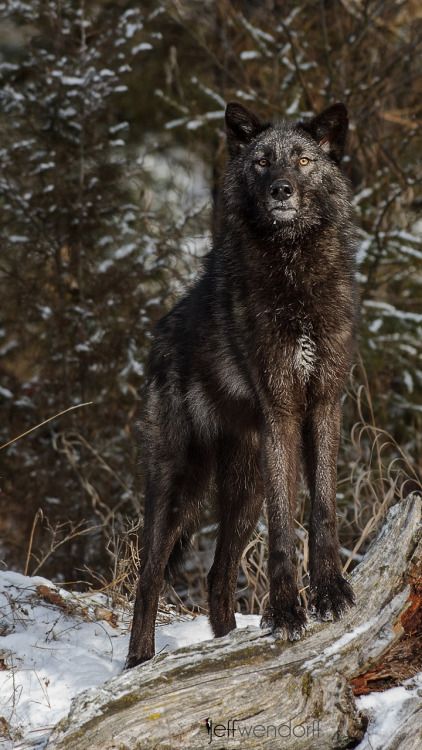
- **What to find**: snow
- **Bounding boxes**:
[114,242,137,259]
[240,50,261,60]
[322,619,375,657]
[364,299,422,324]
[31,162,54,174]
[368,317,383,333]
[37,306,52,320]
[240,18,274,43]
[1,575,419,749]
[58,106,77,118]
[286,95,300,115]
[97,259,113,273]
[356,673,422,750]
[132,42,153,54]
[403,370,414,393]
[164,116,188,130]
[278,6,302,26]
[184,110,225,130]
[353,187,374,205]
[156,612,260,653]
[57,75,84,86]
[124,22,141,39]
[399,244,422,260]
[304,619,376,669]
[0,571,260,748]
[108,122,129,134]
[8,235,29,243]
[235,89,257,101]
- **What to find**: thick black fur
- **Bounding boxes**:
[126,101,358,668]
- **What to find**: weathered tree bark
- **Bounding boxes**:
[48,495,421,750]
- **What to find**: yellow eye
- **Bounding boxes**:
[299,157,310,166]
[258,158,270,167]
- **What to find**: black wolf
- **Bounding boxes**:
[126,101,357,668]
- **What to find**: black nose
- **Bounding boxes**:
[270,179,294,201]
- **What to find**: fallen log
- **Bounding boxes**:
[48,494,421,750]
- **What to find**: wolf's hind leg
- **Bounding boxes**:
[208,432,263,638]
[126,454,205,669]
[126,472,180,668]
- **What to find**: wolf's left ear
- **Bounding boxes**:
[300,103,348,163]
[225,102,266,157]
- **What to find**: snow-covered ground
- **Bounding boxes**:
[0,570,420,749]
[0,571,259,748]
[355,674,422,750]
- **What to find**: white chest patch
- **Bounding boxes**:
[294,334,317,381]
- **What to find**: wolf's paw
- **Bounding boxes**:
[261,604,307,642]
[309,574,355,622]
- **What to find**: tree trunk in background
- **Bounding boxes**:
[48,495,421,750]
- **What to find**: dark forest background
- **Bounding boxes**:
[0,0,421,612]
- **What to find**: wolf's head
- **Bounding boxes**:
[223,102,351,240]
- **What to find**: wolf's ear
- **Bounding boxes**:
[225,102,266,157]
[301,103,348,163]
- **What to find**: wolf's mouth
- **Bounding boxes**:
[270,205,297,220]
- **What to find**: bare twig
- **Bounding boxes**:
[0,402,93,451]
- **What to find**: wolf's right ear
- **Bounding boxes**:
[300,103,348,164]
[225,102,266,157]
